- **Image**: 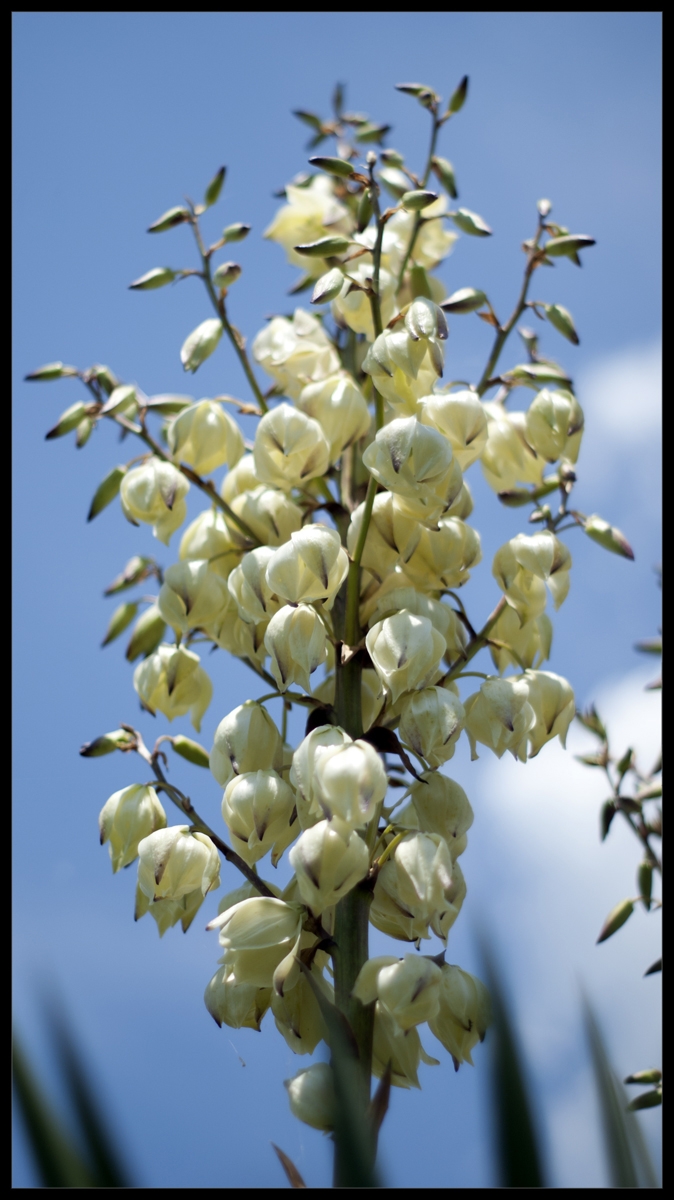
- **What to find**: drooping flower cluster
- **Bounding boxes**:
[33,76,631,1170]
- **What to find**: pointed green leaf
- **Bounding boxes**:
[308,156,354,178]
[102,601,138,647]
[204,166,226,208]
[104,555,155,595]
[12,1036,96,1187]
[596,898,634,944]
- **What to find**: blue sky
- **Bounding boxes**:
[13,12,661,1187]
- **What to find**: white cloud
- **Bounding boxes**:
[578,340,661,443]
[469,666,661,1184]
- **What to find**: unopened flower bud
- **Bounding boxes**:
[254,403,330,491]
[285,1063,335,1131]
[168,400,244,476]
[99,784,167,872]
[311,267,345,305]
[372,1004,437,1089]
[480,403,543,493]
[45,401,88,440]
[158,559,230,635]
[353,954,442,1033]
[266,525,348,610]
[207,896,303,989]
[204,967,271,1031]
[228,547,281,623]
[290,818,369,913]
[363,418,457,523]
[404,296,448,343]
[265,604,328,693]
[222,769,297,866]
[133,643,212,730]
[451,207,492,237]
[210,701,283,787]
[297,373,371,463]
[125,603,166,662]
[366,610,446,704]
[403,517,481,591]
[252,310,340,399]
[331,261,396,340]
[137,826,220,902]
[419,389,488,469]
[222,222,251,244]
[120,457,190,545]
[524,388,584,463]
[524,669,575,756]
[212,261,242,289]
[180,318,223,373]
[583,514,635,561]
[179,509,241,580]
[463,676,535,761]
[398,687,465,766]
[428,964,491,1067]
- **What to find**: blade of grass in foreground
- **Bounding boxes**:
[583,998,659,1189]
[480,943,546,1187]
[12,1035,97,1187]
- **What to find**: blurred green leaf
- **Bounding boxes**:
[13,1035,96,1187]
[583,998,659,1188]
[480,942,546,1187]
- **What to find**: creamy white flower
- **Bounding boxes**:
[252,310,340,400]
[264,603,328,693]
[179,509,241,580]
[524,669,575,756]
[428,964,491,1068]
[480,403,544,493]
[167,400,244,476]
[222,769,297,866]
[225,485,304,549]
[204,966,271,1031]
[207,896,303,989]
[266,524,348,610]
[524,387,584,464]
[366,609,446,704]
[463,675,536,761]
[265,174,352,274]
[133,644,212,731]
[398,687,465,766]
[332,261,396,340]
[362,417,458,524]
[253,403,330,490]
[137,826,220,901]
[403,517,482,591]
[419,389,488,470]
[210,700,283,788]
[120,457,189,545]
[99,784,166,873]
[297,372,371,463]
[227,547,281,624]
[353,954,443,1033]
[158,559,231,635]
[285,1062,336,1130]
[290,818,369,913]
[347,492,421,583]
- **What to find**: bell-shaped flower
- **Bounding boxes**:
[488,605,553,673]
[354,954,442,1034]
[167,400,244,476]
[375,830,460,944]
[285,1062,336,1130]
[290,725,352,829]
[366,609,446,704]
[210,701,283,787]
[204,966,271,1031]
[480,403,543,493]
[347,492,420,583]
[265,173,351,273]
[207,896,304,990]
[332,261,396,340]
[266,525,348,610]
[525,387,584,464]
[134,880,206,936]
[221,452,260,505]
[99,784,166,873]
[252,309,340,399]
[120,457,189,545]
[369,868,431,943]
[297,372,371,463]
[290,818,369,914]
[428,964,491,1068]
[222,769,297,866]
[419,389,488,470]
[372,1004,439,1089]
[253,403,330,491]
[227,547,281,624]
[362,417,457,524]
[463,675,536,761]
[158,559,230,635]
[493,532,571,619]
[403,517,482,591]
[398,687,465,766]
[368,587,466,659]
[405,773,473,859]
[179,509,241,580]
[133,643,212,731]
[312,667,384,734]
[271,964,331,1055]
[524,669,575,757]
[362,327,440,415]
[446,478,474,520]
[264,604,327,693]
[206,589,267,665]
[310,740,387,828]
[225,485,304,549]
[137,826,220,902]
